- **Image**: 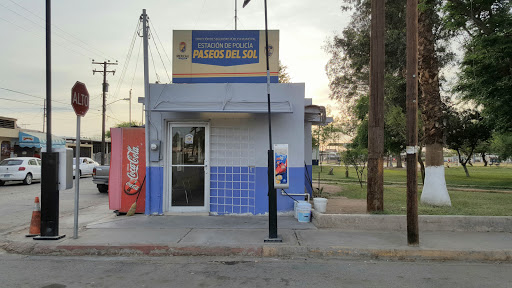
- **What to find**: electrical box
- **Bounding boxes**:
[42,147,73,190]
[273,144,289,189]
[150,140,160,162]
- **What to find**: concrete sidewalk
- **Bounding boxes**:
[2,206,511,262]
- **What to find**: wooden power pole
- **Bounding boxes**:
[92,61,117,165]
[367,0,385,212]
[406,0,419,245]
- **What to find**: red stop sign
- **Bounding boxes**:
[71,81,89,117]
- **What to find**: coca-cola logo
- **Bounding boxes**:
[124,145,140,195]
[126,145,139,181]
[125,178,141,195]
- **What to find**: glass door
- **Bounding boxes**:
[168,123,209,212]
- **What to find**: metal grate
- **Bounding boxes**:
[0,119,15,129]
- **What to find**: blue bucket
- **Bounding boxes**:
[297,202,311,223]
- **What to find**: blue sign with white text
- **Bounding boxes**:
[191,30,259,66]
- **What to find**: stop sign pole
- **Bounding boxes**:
[71,81,89,239]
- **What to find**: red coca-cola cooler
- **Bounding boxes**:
[109,127,146,214]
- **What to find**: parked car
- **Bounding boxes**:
[92,165,109,193]
[73,157,99,177]
[0,157,42,185]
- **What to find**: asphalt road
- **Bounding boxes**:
[0,176,108,234]
[0,254,510,288]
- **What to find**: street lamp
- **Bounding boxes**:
[243,0,281,242]
[107,97,131,124]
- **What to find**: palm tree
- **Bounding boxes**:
[417,0,451,206]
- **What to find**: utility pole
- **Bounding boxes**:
[367,0,385,212]
[92,60,117,165]
[43,99,46,133]
[142,9,151,220]
[129,89,132,124]
[235,0,238,30]
[406,0,419,246]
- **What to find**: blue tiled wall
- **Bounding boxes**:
[211,166,305,215]
[209,166,256,215]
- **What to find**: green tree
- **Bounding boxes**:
[443,0,512,132]
[105,121,142,138]
[341,146,368,188]
[445,110,492,177]
[490,132,512,161]
[278,61,292,83]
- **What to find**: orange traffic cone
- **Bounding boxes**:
[26,197,41,237]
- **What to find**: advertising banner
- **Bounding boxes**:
[274,144,289,189]
[121,128,146,213]
[109,128,146,214]
[173,30,279,83]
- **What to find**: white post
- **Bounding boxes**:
[73,116,80,239]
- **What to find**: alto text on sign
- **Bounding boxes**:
[71,81,89,117]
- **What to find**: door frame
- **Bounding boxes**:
[165,122,210,213]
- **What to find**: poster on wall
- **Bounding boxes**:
[172,30,279,83]
[274,144,289,189]
[1,141,10,156]
[121,128,146,213]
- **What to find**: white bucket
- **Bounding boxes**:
[313,198,328,213]
[297,202,311,223]
[294,200,307,219]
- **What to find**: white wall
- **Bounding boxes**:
[147,83,305,169]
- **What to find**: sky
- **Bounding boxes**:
[0,0,351,138]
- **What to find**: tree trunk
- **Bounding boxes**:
[418,0,451,206]
[396,154,403,168]
[418,146,425,184]
[462,163,470,177]
[481,152,487,166]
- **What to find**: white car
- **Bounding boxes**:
[73,157,99,177]
[0,157,42,185]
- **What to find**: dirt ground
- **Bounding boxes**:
[313,183,367,214]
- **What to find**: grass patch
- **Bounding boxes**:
[313,164,512,216]
[333,184,512,216]
[312,164,512,189]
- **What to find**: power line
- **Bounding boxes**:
[111,19,141,101]
[130,36,143,89]
[0,15,93,60]
[0,87,43,99]
[193,0,208,30]
[148,40,161,83]
[148,18,173,76]
[0,96,46,106]
[8,0,116,61]
[0,2,96,58]
[0,87,71,106]
[150,26,171,83]
[2,0,113,61]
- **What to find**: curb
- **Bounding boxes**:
[3,242,512,262]
[312,211,512,232]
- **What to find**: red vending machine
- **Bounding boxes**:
[109,127,146,214]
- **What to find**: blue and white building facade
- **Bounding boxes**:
[142,29,326,215]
